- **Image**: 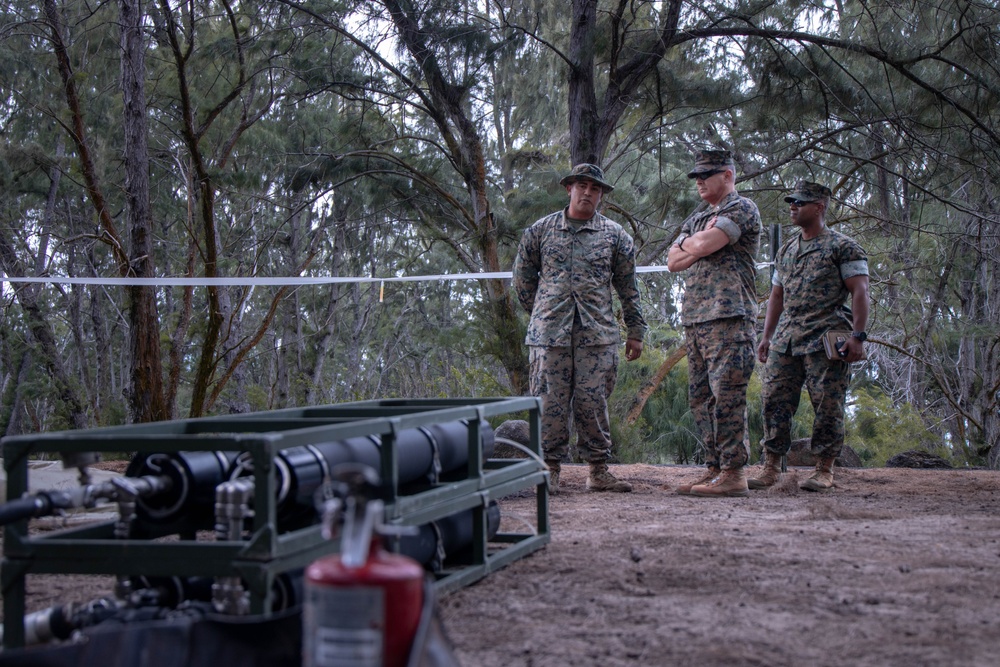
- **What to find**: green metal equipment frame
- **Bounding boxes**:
[1,397,550,649]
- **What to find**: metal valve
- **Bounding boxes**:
[316,464,415,567]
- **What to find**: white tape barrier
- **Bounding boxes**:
[1,263,772,288]
[0,269,630,286]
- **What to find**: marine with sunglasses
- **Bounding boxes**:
[667,150,761,497]
[752,180,869,493]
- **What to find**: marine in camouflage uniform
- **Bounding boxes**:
[667,150,761,497]
[513,164,648,494]
[751,180,870,493]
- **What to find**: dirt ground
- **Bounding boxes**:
[440,464,1000,667]
[4,463,1000,667]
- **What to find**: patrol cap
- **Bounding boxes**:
[784,180,832,204]
[687,150,736,178]
[559,163,615,192]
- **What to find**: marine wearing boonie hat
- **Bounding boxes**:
[687,149,736,178]
[784,180,832,204]
[559,163,615,192]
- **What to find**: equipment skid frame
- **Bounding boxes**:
[0,397,550,649]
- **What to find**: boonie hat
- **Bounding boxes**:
[560,163,615,192]
[687,150,735,178]
[784,180,832,204]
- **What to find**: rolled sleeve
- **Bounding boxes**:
[840,259,868,281]
[713,215,742,245]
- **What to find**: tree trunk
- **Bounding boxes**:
[567,0,682,165]
[43,0,130,274]
[89,252,113,414]
[382,0,529,394]
[164,179,198,418]
[309,217,348,406]
[0,233,89,431]
[568,0,600,165]
[120,0,168,423]
[1,350,31,437]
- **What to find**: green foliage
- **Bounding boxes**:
[846,388,955,467]
[246,383,272,413]
[101,400,128,429]
[606,352,665,464]
[0,0,997,471]
[609,345,837,466]
[605,345,701,465]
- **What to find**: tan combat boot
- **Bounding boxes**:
[586,462,632,492]
[748,452,783,490]
[676,466,720,495]
[546,460,561,495]
[690,467,750,498]
[800,456,836,492]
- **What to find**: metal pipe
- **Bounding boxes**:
[0,474,172,527]
[226,420,495,527]
[211,479,256,615]
[125,451,236,526]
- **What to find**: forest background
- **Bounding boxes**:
[1,0,997,469]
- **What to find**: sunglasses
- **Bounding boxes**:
[693,169,725,181]
[787,199,815,207]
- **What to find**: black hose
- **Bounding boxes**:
[0,495,52,526]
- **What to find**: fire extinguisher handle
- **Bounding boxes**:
[316,463,415,567]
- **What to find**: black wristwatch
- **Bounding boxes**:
[851,331,868,342]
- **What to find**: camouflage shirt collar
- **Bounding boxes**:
[795,224,831,245]
[559,208,600,230]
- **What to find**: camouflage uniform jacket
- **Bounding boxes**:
[677,191,761,326]
[771,227,868,355]
[513,209,647,347]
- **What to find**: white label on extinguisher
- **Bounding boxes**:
[304,584,385,667]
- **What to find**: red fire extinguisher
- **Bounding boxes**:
[303,464,424,667]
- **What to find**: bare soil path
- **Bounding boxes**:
[440,464,1000,667]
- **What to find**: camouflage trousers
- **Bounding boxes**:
[760,349,851,460]
[528,343,618,463]
[685,317,755,470]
